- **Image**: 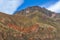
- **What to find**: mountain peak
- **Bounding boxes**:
[14,6,42,15]
[14,6,55,17]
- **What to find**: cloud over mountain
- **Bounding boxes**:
[47,1,60,13]
[0,0,24,15]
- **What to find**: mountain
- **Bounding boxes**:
[0,6,60,40]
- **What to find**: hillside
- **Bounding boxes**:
[0,6,60,40]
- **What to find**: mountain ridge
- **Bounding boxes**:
[0,6,60,40]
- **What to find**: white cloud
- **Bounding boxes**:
[0,0,24,15]
[47,1,60,13]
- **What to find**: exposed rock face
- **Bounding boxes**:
[0,6,60,40]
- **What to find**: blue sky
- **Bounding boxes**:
[0,0,60,15]
[17,0,58,10]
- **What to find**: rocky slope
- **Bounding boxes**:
[0,6,60,40]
